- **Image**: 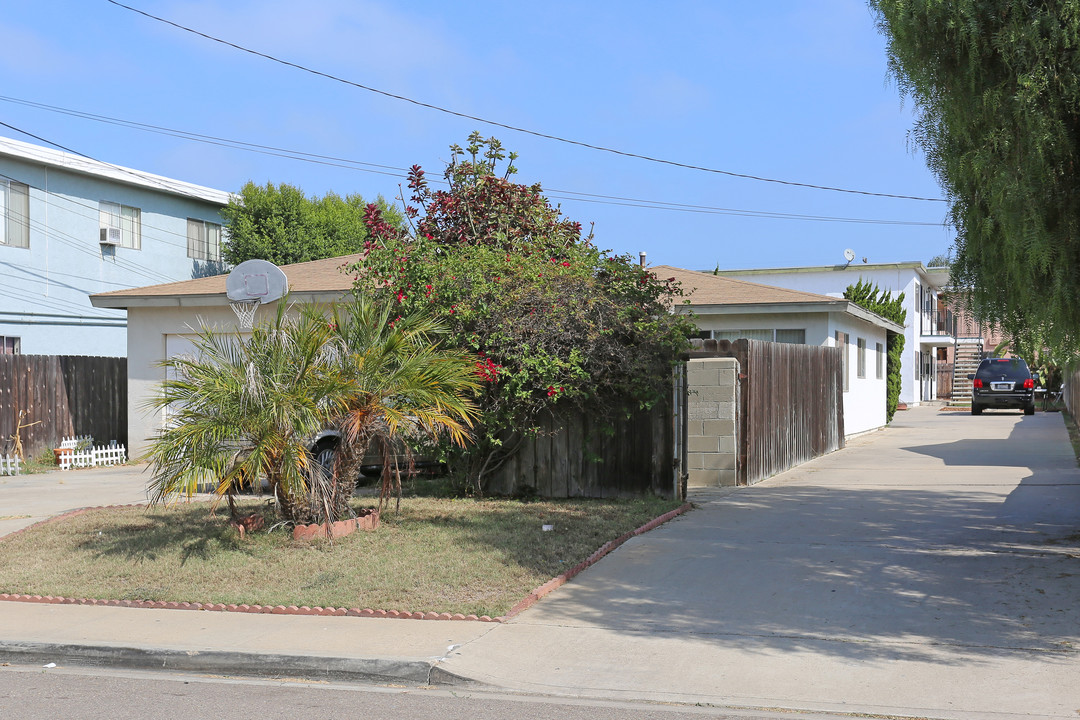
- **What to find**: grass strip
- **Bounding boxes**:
[0,495,683,618]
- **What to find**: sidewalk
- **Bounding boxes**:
[2,407,1079,719]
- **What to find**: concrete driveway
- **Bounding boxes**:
[0,463,153,537]
[444,406,1080,719]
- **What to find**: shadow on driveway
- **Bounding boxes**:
[516,412,1080,665]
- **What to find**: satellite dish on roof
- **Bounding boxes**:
[226,259,289,302]
[225,259,288,329]
[843,248,855,264]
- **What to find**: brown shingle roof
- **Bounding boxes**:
[655,265,843,306]
[92,254,363,306]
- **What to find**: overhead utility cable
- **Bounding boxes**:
[1,98,944,228]
[106,0,946,203]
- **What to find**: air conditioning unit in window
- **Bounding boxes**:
[100,227,122,246]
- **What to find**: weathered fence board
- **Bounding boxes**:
[0,355,127,459]
[483,399,674,499]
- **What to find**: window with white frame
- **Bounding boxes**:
[713,329,772,342]
[0,336,20,354]
[99,201,141,249]
[835,331,849,392]
[774,329,806,345]
[875,342,884,379]
[0,180,30,249]
[857,337,866,378]
[187,218,221,261]
[712,328,806,344]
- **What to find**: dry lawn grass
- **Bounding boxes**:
[0,495,683,617]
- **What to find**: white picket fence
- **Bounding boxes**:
[0,453,20,476]
[56,436,127,471]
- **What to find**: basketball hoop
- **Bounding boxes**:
[230,298,261,329]
[225,259,288,331]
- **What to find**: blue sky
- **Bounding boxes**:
[1,1,953,271]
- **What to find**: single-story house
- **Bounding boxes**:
[91,253,361,457]
[711,261,953,406]
[659,266,905,436]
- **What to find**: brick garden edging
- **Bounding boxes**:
[0,500,695,623]
[502,502,693,620]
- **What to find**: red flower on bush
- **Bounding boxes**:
[476,354,501,382]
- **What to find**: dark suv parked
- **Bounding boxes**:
[969,357,1036,415]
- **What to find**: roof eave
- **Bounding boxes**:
[686,299,905,334]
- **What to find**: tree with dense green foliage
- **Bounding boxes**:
[844,279,907,422]
[870,0,1080,354]
[220,182,403,266]
[927,252,952,269]
[350,133,695,493]
[145,297,478,526]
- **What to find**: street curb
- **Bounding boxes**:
[0,641,480,687]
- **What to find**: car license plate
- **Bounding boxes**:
[991,381,1013,391]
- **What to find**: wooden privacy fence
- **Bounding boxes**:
[936,362,954,399]
[483,399,674,498]
[689,338,844,485]
[1064,367,1080,423]
[0,355,127,459]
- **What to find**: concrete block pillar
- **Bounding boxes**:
[686,357,738,487]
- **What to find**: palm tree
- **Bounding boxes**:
[145,295,479,526]
[146,301,349,523]
[323,293,480,512]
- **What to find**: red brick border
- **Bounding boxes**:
[502,502,694,620]
[0,500,695,623]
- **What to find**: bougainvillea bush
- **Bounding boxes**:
[346,134,694,492]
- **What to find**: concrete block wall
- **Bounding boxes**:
[686,357,739,487]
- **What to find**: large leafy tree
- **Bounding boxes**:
[352,134,694,492]
[145,297,478,525]
[870,0,1080,353]
[844,279,907,422]
[221,182,403,266]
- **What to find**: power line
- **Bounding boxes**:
[544,191,945,226]
[0,119,227,206]
[106,0,947,204]
[0,95,405,178]
[1,97,945,228]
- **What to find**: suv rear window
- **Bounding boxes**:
[975,358,1030,381]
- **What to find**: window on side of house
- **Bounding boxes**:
[835,331,849,392]
[0,336,20,354]
[876,342,884,379]
[0,180,30,249]
[857,337,866,378]
[714,329,772,342]
[187,218,222,261]
[775,329,806,345]
[99,201,141,249]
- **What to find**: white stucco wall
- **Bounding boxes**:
[126,302,261,458]
[716,265,942,406]
[828,312,888,436]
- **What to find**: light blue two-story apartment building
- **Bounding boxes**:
[0,135,230,357]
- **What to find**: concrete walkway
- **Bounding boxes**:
[0,463,153,537]
[2,406,1079,719]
